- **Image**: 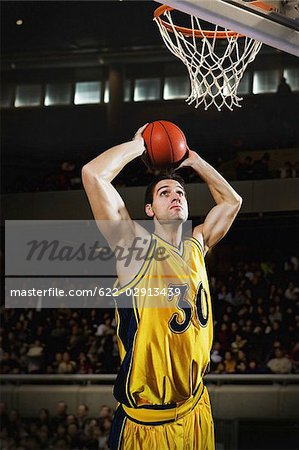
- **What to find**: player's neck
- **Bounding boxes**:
[154,223,182,248]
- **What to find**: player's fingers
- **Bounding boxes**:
[135,123,149,135]
[132,124,148,141]
[174,151,190,170]
[174,161,188,170]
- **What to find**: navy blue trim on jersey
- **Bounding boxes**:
[186,236,204,255]
[108,405,127,450]
[114,294,138,352]
[153,232,183,256]
[122,385,205,426]
[124,409,175,426]
[192,382,203,398]
[114,292,139,408]
[140,402,177,410]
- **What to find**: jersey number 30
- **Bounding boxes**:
[168,283,209,333]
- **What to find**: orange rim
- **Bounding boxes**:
[154,5,242,39]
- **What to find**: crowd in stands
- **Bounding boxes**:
[4,147,298,193]
[235,153,298,181]
[0,401,112,449]
[1,255,298,376]
[40,153,299,189]
[210,255,299,374]
[38,162,82,192]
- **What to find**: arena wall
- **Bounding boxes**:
[1,383,298,420]
[3,178,299,221]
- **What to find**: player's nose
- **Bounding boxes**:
[171,194,181,203]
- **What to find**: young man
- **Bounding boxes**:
[82,124,242,450]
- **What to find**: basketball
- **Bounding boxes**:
[142,120,188,168]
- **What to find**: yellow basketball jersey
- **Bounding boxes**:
[113,233,213,408]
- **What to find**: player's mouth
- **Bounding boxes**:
[170,205,183,210]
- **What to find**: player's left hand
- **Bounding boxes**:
[132,124,148,143]
[175,149,200,169]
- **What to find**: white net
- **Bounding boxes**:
[154,9,263,111]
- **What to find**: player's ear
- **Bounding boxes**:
[145,203,154,217]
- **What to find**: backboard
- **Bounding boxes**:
[155,0,299,56]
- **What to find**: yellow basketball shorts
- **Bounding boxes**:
[108,386,215,450]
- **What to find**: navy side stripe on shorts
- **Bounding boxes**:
[108,405,127,450]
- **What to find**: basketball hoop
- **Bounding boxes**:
[154,5,263,111]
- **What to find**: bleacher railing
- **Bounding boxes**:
[1,374,299,384]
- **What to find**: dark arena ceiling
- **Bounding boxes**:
[1,1,163,56]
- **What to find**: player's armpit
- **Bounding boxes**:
[192,225,205,253]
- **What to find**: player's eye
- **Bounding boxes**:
[160,190,169,196]
[177,190,185,196]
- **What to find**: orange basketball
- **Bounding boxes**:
[142,120,188,168]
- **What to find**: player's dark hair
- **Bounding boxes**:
[144,172,185,206]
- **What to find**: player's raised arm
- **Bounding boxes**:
[81,124,147,249]
[178,150,242,254]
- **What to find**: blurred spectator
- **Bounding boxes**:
[231,334,247,355]
[223,351,236,373]
[267,348,292,374]
[6,409,24,440]
[279,161,296,178]
[66,414,77,426]
[99,417,112,449]
[26,340,44,373]
[98,405,113,425]
[67,324,87,359]
[217,323,230,352]
[57,352,76,374]
[77,352,92,374]
[284,281,299,301]
[61,161,81,189]
[252,152,270,180]
[76,404,89,430]
[67,423,81,448]
[236,361,248,374]
[53,352,63,372]
[214,362,225,374]
[52,401,68,428]
[95,313,115,337]
[236,156,254,180]
[268,305,282,324]
[247,359,261,374]
[210,341,223,370]
[217,285,233,304]
[276,76,292,96]
[37,408,50,429]
[0,351,20,374]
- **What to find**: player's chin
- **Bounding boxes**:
[160,216,185,225]
[170,212,187,223]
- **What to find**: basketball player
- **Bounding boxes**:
[82,124,242,450]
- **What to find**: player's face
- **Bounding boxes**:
[146,179,188,222]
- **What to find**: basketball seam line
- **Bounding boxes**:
[150,123,156,165]
[159,121,174,164]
